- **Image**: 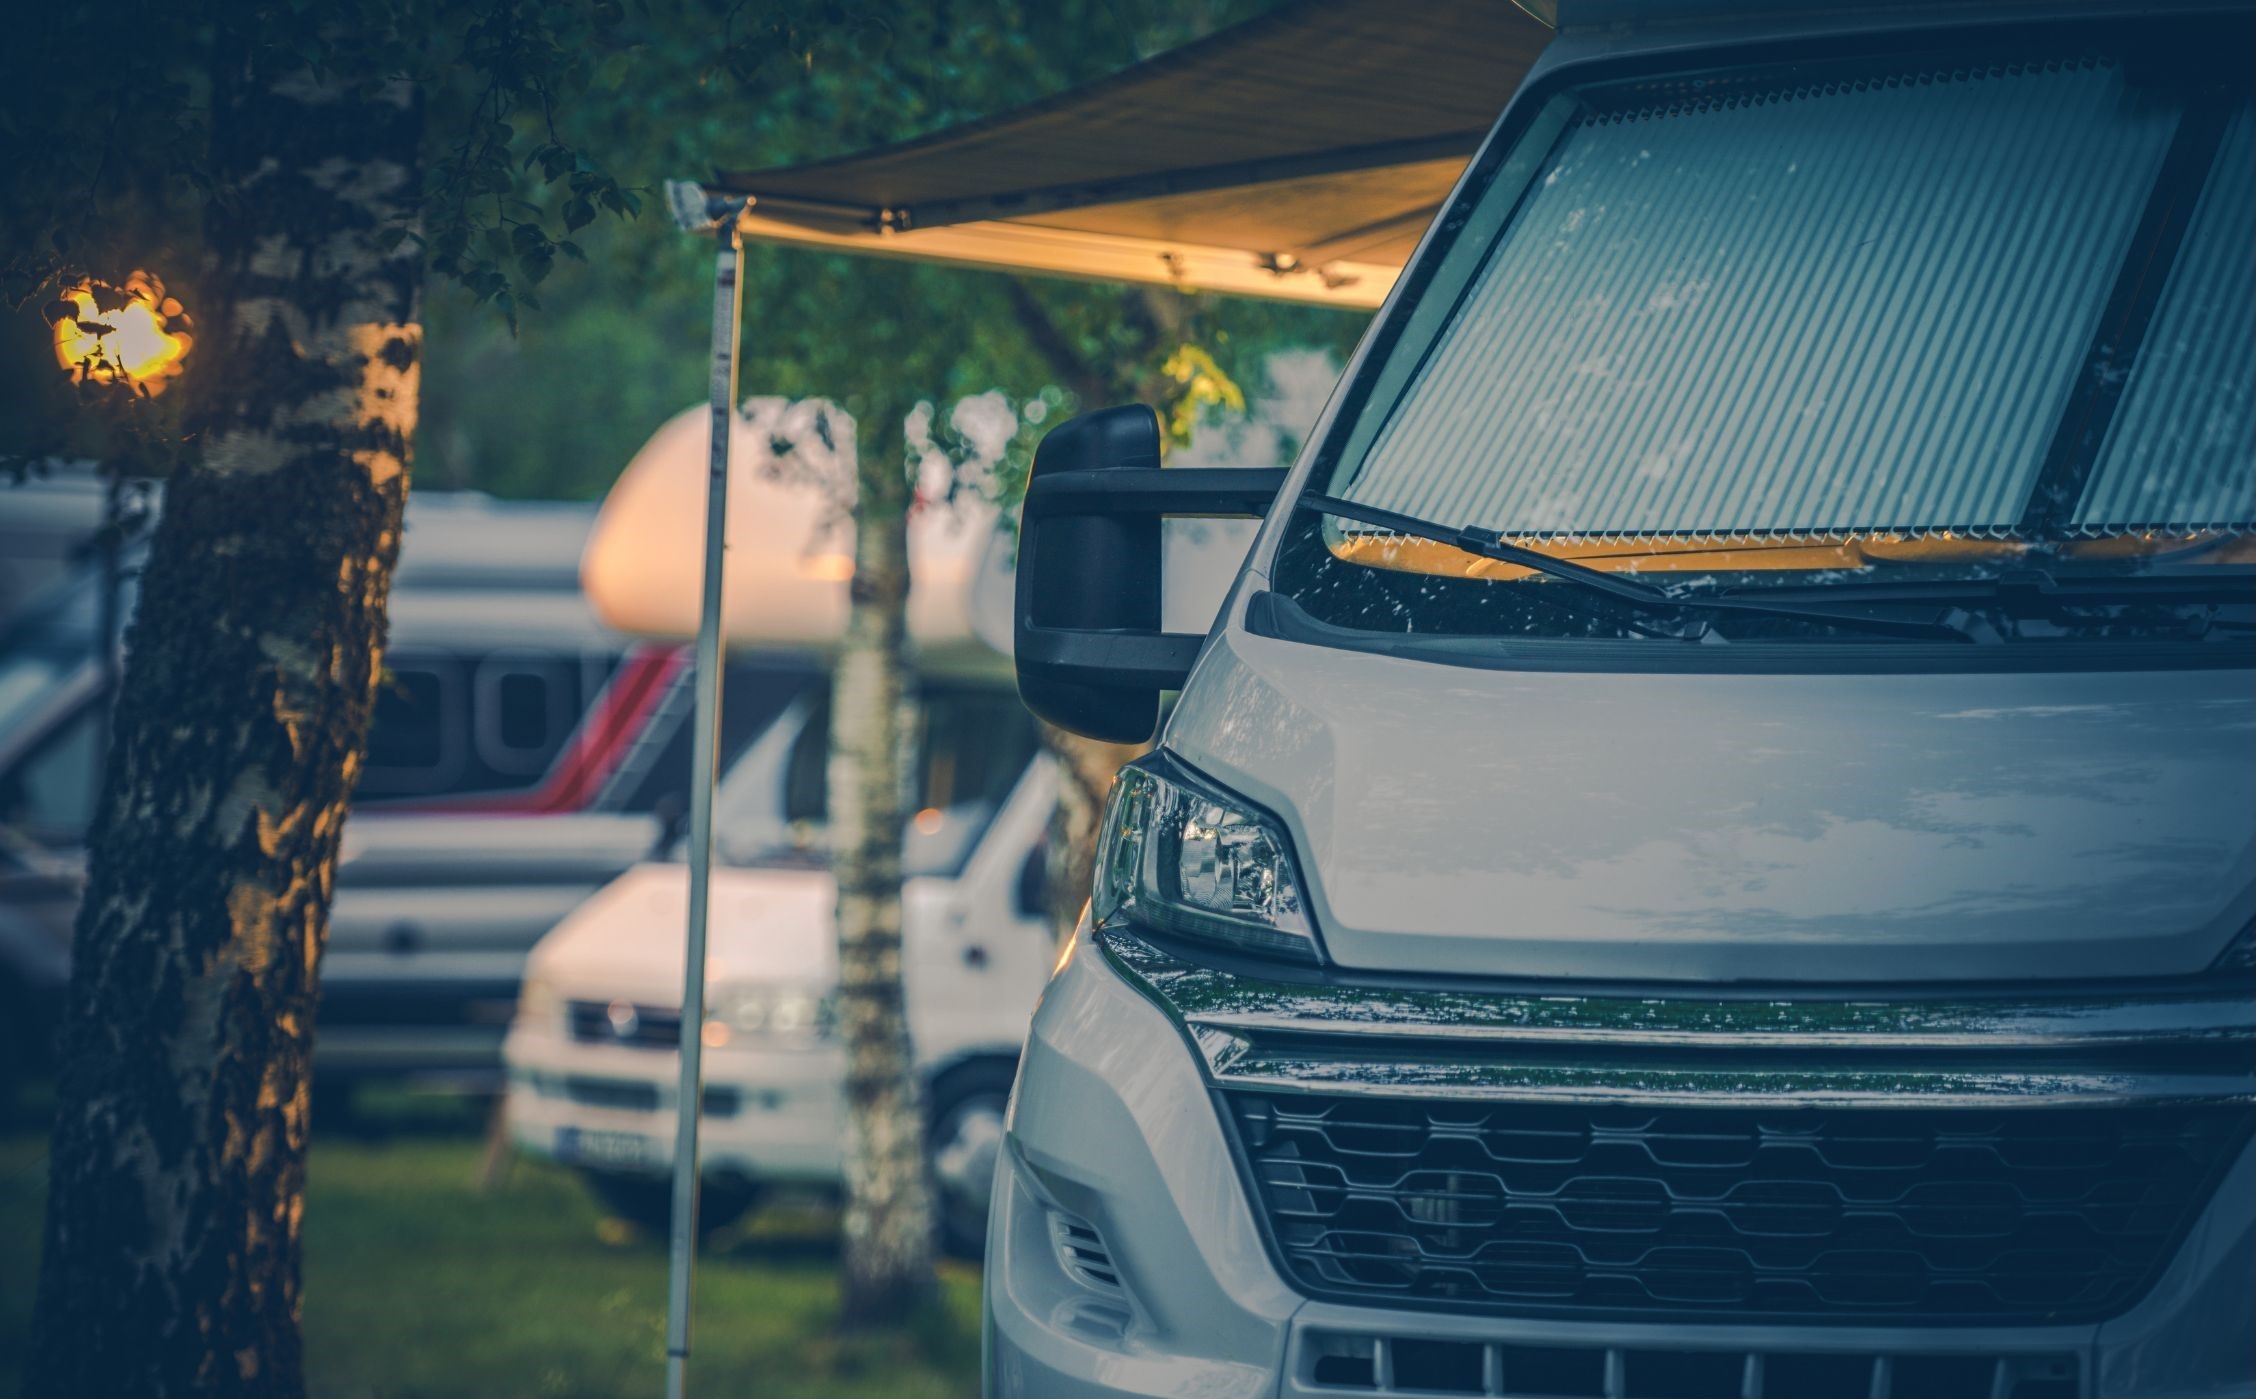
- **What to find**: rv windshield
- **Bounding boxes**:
[708,685,1038,879]
[1277,24,2254,647]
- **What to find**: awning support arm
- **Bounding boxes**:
[662,181,747,1399]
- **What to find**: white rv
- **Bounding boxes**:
[988,3,2255,1396]
[501,404,1057,1254]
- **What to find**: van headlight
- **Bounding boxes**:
[706,983,834,1046]
[1092,754,1319,963]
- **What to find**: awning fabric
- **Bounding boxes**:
[712,0,1551,307]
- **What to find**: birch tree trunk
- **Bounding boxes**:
[830,444,931,1324]
[23,51,420,1399]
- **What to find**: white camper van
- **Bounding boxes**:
[988,3,2255,1397]
[502,403,1056,1253]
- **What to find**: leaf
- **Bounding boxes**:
[563,197,596,232]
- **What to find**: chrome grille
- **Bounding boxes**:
[1227,1092,2247,1324]
[1294,1330,2083,1398]
[566,999,682,1049]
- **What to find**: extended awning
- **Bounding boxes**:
[707,0,1551,307]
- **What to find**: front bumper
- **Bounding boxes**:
[984,924,2256,1399]
[502,1020,844,1185]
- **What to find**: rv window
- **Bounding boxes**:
[1279,25,2254,648]
[474,656,578,776]
[605,661,819,816]
[716,685,1039,878]
[360,663,465,796]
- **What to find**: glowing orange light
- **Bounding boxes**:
[797,552,856,581]
[701,1020,732,1049]
[913,807,945,836]
[48,271,192,396]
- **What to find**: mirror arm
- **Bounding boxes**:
[1013,628,1206,688]
[1013,402,1290,743]
[1021,467,1290,521]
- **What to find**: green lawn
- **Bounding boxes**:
[0,1095,981,1399]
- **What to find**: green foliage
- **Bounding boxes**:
[1159,344,1249,446]
[0,1121,983,1398]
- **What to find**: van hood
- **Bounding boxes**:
[1166,630,2254,984]
[526,861,953,1003]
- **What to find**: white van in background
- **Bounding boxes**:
[501,399,1075,1253]
[504,680,1049,1253]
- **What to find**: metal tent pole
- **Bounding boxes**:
[663,185,746,1399]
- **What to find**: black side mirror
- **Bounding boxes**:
[1014,843,1047,921]
[1013,406,1285,743]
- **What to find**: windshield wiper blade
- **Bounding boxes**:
[1298,493,1978,644]
[1750,568,2256,608]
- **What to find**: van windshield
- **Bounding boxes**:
[1277,26,2254,646]
[708,684,1038,879]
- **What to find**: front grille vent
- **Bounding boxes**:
[567,999,682,1049]
[552,1075,736,1117]
[1049,1211,1125,1295]
[1229,1092,2245,1324]
[1296,1331,2082,1398]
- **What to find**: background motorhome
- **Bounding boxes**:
[0,462,118,626]
[502,400,1034,1247]
[504,680,1048,1255]
[0,491,820,1100]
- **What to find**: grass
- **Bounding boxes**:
[0,1089,981,1399]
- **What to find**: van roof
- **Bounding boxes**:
[580,406,1011,679]
[393,493,595,592]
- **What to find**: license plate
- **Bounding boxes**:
[556,1126,662,1170]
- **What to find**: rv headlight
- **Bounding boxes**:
[707,983,835,1045]
[1092,755,1318,963]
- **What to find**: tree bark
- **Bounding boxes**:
[830,448,931,1325]
[23,50,420,1399]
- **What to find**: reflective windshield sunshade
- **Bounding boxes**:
[2077,106,2256,534]
[1343,58,2183,542]
[1093,757,1318,962]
